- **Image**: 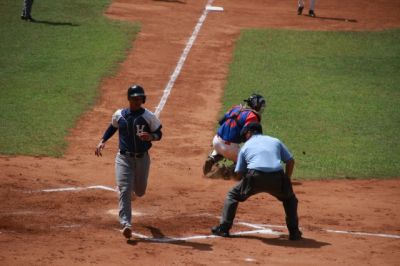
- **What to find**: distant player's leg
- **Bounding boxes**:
[297,0,304,15]
[309,0,316,17]
[22,0,34,20]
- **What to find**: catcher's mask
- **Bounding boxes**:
[245,94,266,113]
[127,84,146,103]
[240,122,263,142]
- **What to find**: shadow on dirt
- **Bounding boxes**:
[126,226,213,251]
[232,235,331,249]
[303,14,357,23]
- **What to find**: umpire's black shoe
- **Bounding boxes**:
[297,6,304,15]
[211,224,230,237]
[309,10,316,17]
[289,230,303,241]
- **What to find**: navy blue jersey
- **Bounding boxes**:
[102,108,162,153]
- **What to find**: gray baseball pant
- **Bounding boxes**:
[115,152,150,228]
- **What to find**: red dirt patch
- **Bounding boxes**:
[1,0,399,265]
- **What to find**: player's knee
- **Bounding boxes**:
[227,190,246,202]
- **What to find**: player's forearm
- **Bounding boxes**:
[102,124,117,142]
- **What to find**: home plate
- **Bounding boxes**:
[206,5,224,12]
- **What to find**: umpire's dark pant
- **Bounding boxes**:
[220,169,299,233]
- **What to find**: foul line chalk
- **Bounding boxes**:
[326,229,400,239]
[30,185,117,193]
[154,0,216,118]
[205,5,224,11]
[238,221,400,240]
[236,222,274,230]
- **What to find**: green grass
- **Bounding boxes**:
[0,0,139,156]
[223,29,400,179]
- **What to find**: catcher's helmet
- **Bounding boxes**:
[127,84,146,103]
[245,94,266,113]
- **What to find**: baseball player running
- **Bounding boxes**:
[202,94,266,175]
[211,122,302,240]
[95,85,162,239]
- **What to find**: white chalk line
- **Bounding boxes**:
[128,228,280,243]
[124,214,400,242]
[154,0,215,118]
[130,229,279,243]
[236,221,400,239]
[29,185,117,193]
[325,229,400,239]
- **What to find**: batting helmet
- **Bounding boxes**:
[127,84,146,103]
[245,94,266,113]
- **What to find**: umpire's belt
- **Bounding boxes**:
[120,150,145,158]
[247,169,284,176]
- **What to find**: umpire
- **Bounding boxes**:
[211,122,302,240]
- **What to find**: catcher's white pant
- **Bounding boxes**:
[212,135,240,162]
[298,0,315,10]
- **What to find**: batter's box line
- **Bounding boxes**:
[26,185,118,193]
[128,228,281,243]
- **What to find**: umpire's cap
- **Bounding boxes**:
[127,84,146,103]
[240,122,263,141]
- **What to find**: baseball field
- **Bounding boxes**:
[1,0,399,265]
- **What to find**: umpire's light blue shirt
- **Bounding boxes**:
[235,134,293,173]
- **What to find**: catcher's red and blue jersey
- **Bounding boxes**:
[217,104,260,144]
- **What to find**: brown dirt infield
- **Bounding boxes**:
[1,0,400,265]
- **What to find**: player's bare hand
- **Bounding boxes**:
[138,132,153,141]
[95,141,105,157]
